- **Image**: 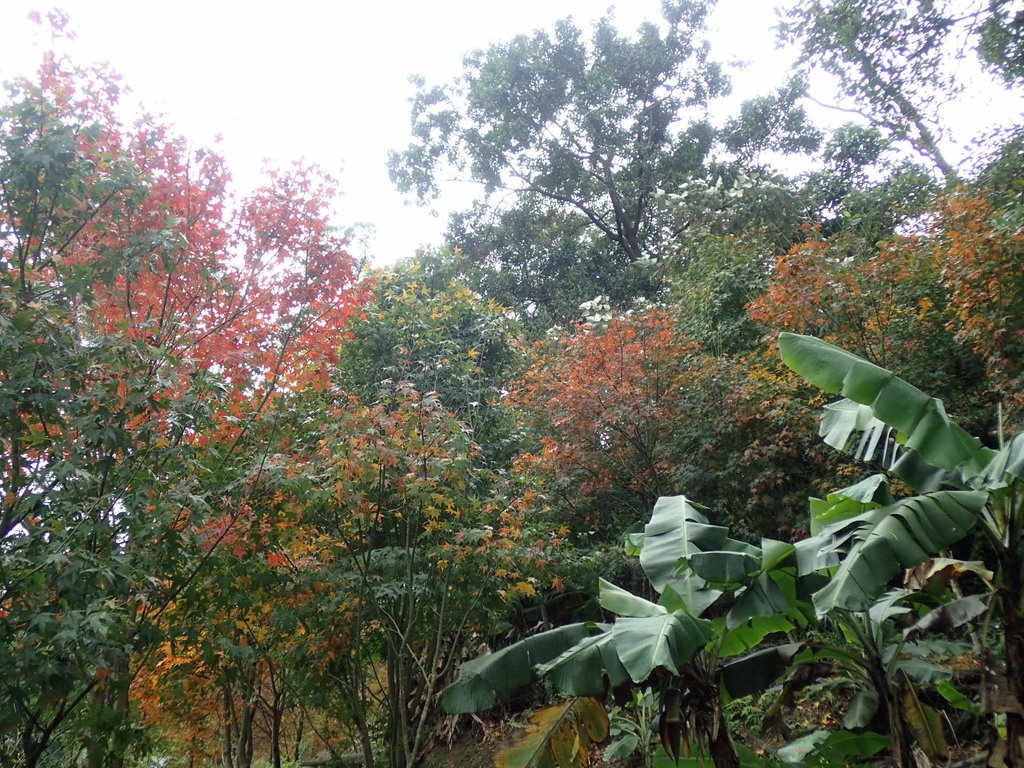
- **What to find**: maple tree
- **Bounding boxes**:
[513,307,698,537]
[930,190,1024,431]
[0,24,363,767]
[748,225,990,432]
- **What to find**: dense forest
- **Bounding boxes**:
[1,2,1023,767]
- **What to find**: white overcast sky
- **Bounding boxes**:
[0,2,1018,263]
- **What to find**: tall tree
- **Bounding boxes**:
[779,0,1016,182]
[0,30,362,767]
[388,0,728,264]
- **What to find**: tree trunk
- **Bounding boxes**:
[997,548,1024,766]
[293,713,304,765]
[270,690,284,768]
[885,692,921,768]
[222,688,236,768]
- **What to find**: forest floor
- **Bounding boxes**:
[424,682,994,768]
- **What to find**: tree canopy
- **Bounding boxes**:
[4,4,1024,768]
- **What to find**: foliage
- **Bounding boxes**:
[780,332,1024,764]
[294,258,552,768]
[930,191,1024,430]
[749,225,989,432]
[444,203,658,334]
[512,308,698,538]
[333,256,521,467]
[494,698,608,768]
[0,32,362,768]
[603,688,659,767]
[388,0,728,263]
[663,233,772,356]
[444,494,817,768]
[778,0,1008,180]
[978,0,1024,84]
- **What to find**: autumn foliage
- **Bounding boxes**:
[4,8,1024,768]
[513,309,699,535]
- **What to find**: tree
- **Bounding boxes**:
[0,30,362,767]
[332,255,521,467]
[979,0,1024,85]
[444,202,658,333]
[931,190,1024,432]
[513,307,698,538]
[748,223,989,433]
[277,257,551,768]
[388,0,728,264]
[779,0,1017,182]
[442,495,814,768]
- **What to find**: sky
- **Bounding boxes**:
[0,1,795,262]
[0,2,1017,264]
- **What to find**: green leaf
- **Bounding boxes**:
[820,399,895,463]
[611,612,712,683]
[536,626,629,695]
[603,733,639,763]
[442,623,595,713]
[688,551,759,585]
[718,614,794,658]
[779,333,995,478]
[727,571,796,629]
[843,689,879,729]
[809,491,986,614]
[598,578,665,617]
[719,642,803,699]
[976,431,1024,489]
[759,538,796,571]
[777,730,830,764]
[809,474,892,535]
[891,656,953,685]
[866,589,920,624]
[936,679,980,714]
[640,495,724,593]
[903,594,989,641]
[639,495,755,615]
[778,730,889,767]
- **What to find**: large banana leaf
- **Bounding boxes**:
[779,333,995,479]
[495,697,609,768]
[809,490,987,614]
[598,578,667,617]
[639,495,756,615]
[442,623,597,713]
[717,614,795,658]
[612,612,712,682]
[977,431,1024,489]
[537,607,711,689]
[719,642,804,699]
[726,571,795,629]
[819,399,897,463]
[535,628,629,695]
[808,474,892,535]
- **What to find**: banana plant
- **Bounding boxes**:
[779,332,1024,765]
[444,496,812,768]
[769,583,989,768]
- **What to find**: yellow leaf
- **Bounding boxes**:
[514,581,537,597]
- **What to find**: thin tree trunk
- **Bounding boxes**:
[270,689,284,768]
[222,688,235,768]
[999,548,1024,766]
[293,713,304,765]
